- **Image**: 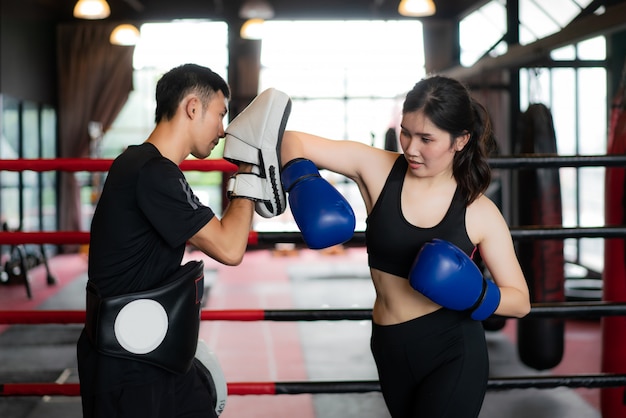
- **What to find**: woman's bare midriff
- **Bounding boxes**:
[370,267,441,325]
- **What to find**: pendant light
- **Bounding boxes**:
[73,0,111,19]
[398,0,436,17]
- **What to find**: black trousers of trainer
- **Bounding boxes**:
[78,332,217,418]
[80,365,216,418]
[371,308,488,418]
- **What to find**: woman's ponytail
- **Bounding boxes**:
[453,100,497,204]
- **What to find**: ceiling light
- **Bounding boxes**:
[239,0,275,20]
[398,0,436,17]
[239,0,273,40]
[73,0,111,19]
[110,24,141,46]
[240,18,266,40]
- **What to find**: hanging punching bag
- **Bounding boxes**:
[515,103,565,370]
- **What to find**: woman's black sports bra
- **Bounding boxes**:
[365,155,476,279]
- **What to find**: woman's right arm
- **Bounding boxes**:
[281,131,395,211]
[281,131,367,180]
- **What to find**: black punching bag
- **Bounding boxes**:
[515,103,565,370]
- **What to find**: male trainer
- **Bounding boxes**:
[77,64,290,418]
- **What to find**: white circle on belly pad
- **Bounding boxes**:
[114,299,168,354]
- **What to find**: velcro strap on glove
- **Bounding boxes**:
[227,173,267,202]
[470,279,501,321]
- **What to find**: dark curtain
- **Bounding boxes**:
[56,22,134,250]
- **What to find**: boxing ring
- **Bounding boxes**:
[1,155,625,416]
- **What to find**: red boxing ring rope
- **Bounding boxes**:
[0,158,241,244]
[0,382,280,397]
[4,374,626,397]
[0,309,371,324]
[3,302,626,325]
[0,231,91,245]
[0,302,626,325]
[0,231,261,246]
[0,158,237,172]
[0,381,364,397]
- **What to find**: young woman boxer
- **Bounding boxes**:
[279,75,531,417]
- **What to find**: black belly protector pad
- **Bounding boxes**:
[85,260,205,375]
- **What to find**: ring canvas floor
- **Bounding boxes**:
[0,248,602,418]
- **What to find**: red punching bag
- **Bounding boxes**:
[601,59,626,418]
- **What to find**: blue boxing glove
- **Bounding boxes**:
[409,239,500,320]
[281,158,356,249]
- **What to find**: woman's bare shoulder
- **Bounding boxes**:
[466,194,509,243]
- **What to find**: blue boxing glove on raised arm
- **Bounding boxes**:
[409,239,501,320]
[281,158,356,250]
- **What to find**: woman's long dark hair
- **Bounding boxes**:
[403,75,497,205]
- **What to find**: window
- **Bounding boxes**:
[519,40,607,274]
[21,101,40,232]
[102,21,229,159]
[41,105,57,232]
[258,20,425,230]
[99,21,229,216]
[519,0,597,45]
[460,1,607,276]
[260,20,424,140]
[460,0,597,67]
[102,20,425,230]
[459,0,507,67]
[0,96,57,242]
[0,95,21,231]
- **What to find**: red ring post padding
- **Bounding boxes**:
[228,382,277,396]
[0,231,91,245]
[201,310,266,321]
[0,310,87,324]
[0,383,81,397]
[247,231,259,245]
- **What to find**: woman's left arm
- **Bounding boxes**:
[468,196,531,318]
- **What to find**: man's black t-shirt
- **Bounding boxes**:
[79,142,215,393]
[88,142,214,297]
